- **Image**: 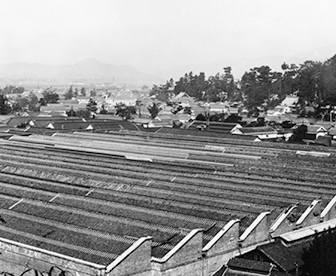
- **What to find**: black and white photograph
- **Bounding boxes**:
[0,1,336,275]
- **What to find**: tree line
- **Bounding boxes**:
[149,54,336,119]
[0,86,98,115]
[150,67,237,103]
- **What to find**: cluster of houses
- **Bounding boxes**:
[38,90,138,116]
[2,89,336,146]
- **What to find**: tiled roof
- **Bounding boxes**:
[228,257,272,272]
[306,125,327,134]
[0,132,13,139]
[236,126,277,135]
[90,122,128,130]
[329,127,336,135]
[0,115,14,124]
[281,96,299,107]
[30,118,85,128]
[49,122,91,130]
[257,240,307,272]
[1,125,336,271]
[157,127,259,140]
[7,117,34,127]
[212,265,227,276]
[132,118,152,124]
[223,269,260,276]
[40,103,87,112]
[187,121,238,134]
[170,92,192,102]
[7,116,74,127]
[315,121,335,129]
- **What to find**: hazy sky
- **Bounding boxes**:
[1,0,336,78]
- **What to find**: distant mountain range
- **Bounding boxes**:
[1,47,335,87]
[0,58,165,86]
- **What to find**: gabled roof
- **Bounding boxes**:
[89,122,128,130]
[155,114,174,121]
[223,266,287,276]
[307,124,327,134]
[314,121,335,130]
[108,121,140,132]
[212,265,227,276]
[156,126,260,141]
[48,121,91,130]
[132,118,152,124]
[29,120,52,128]
[38,111,68,117]
[149,118,173,128]
[170,92,192,102]
[291,124,327,134]
[6,116,86,128]
[40,103,87,112]
[0,115,14,124]
[329,126,336,136]
[281,96,299,107]
[227,258,272,273]
[29,118,86,128]
[187,121,239,132]
[232,126,277,136]
[0,132,14,139]
[256,240,306,272]
[6,117,30,127]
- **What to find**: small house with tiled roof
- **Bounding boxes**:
[148,114,173,128]
[307,124,327,135]
[328,125,336,139]
[314,121,335,130]
[281,95,299,108]
[227,239,307,275]
[187,121,240,134]
[223,258,278,275]
[170,92,195,106]
[47,121,92,130]
[291,124,328,140]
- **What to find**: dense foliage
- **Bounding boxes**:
[1,85,24,94]
[148,103,160,119]
[86,98,98,113]
[150,68,237,103]
[149,54,336,119]
[0,93,11,114]
[115,102,137,120]
[39,88,59,105]
[301,228,336,276]
[64,85,74,100]
[11,92,40,112]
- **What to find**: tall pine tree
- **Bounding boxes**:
[302,228,336,275]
